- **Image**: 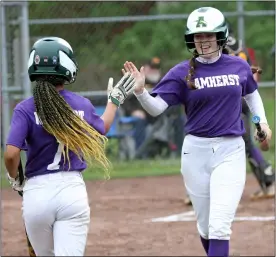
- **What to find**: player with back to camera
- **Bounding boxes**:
[122,7,272,257]
[4,37,136,256]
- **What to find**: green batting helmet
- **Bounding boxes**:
[28,37,78,84]
[184,7,229,49]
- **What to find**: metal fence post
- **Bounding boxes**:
[237,0,245,47]
[1,4,11,147]
[20,1,31,99]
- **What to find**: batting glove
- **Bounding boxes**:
[108,72,136,107]
[6,173,25,193]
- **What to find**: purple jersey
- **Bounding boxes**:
[151,54,258,137]
[6,89,105,178]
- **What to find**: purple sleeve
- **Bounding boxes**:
[85,100,105,135]
[242,63,258,96]
[6,109,29,150]
[151,68,185,106]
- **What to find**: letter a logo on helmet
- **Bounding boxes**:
[196,16,207,28]
[184,7,229,50]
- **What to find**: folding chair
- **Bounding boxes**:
[94,106,139,159]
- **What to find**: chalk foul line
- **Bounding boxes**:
[150,211,275,222]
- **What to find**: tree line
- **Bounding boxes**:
[27,1,275,90]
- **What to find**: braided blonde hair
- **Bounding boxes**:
[33,76,111,179]
[185,50,199,90]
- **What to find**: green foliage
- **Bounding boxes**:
[107,2,275,79]
[26,1,275,88]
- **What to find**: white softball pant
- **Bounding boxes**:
[22,171,90,256]
[181,134,246,240]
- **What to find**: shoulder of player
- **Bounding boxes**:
[172,60,190,70]
[64,90,92,105]
[166,60,190,79]
[223,54,251,69]
[223,53,248,64]
[13,97,34,113]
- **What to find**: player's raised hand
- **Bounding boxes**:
[108,72,136,107]
[122,61,145,95]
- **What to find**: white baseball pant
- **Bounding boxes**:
[22,171,90,256]
[181,134,246,240]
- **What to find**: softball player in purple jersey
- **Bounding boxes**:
[4,37,136,256]
[123,7,272,257]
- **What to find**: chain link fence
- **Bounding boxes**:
[1,1,275,158]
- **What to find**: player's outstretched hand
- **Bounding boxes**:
[107,72,136,107]
[122,61,145,95]
[254,123,272,151]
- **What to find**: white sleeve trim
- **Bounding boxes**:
[134,88,168,117]
[243,90,268,124]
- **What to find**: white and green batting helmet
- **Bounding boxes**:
[28,37,78,84]
[184,7,229,49]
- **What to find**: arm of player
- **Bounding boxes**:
[100,102,118,133]
[242,62,272,151]
[4,108,29,184]
[122,61,183,117]
[4,145,21,179]
[134,89,169,117]
[122,61,167,116]
[100,74,136,133]
[244,90,272,150]
[243,90,267,124]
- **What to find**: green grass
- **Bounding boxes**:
[83,158,181,180]
[1,158,181,188]
[1,88,275,188]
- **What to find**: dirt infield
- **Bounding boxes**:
[2,173,274,256]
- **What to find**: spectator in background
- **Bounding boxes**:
[122,57,184,159]
[123,57,162,151]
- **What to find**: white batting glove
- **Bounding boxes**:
[6,173,25,193]
[108,72,136,107]
[107,77,114,101]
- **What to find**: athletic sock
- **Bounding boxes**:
[208,239,229,257]
[200,236,209,254]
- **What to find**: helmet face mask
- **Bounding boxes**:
[184,7,229,55]
[28,37,78,84]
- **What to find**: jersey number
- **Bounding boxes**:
[47,142,65,170]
